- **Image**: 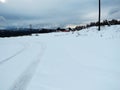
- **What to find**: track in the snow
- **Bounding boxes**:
[9,42,46,90]
[0,45,27,65]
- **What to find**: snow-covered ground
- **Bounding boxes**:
[0,25,120,90]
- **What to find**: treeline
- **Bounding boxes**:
[0,27,69,37]
[0,19,120,37]
[74,19,120,30]
[0,28,57,37]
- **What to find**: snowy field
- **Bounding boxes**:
[0,25,120,90]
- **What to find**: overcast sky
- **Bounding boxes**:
[0,0,120,27]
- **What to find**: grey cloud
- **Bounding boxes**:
[0,0,120,26]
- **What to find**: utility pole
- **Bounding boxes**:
[29,24,32,31]
[29,24,32,29]
[98,0,101,31]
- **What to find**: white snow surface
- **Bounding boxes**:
[0,25,120,90]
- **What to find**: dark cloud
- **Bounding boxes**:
[109,8,120,15]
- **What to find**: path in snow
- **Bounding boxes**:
[9,42,46,90]
[0,44,27,65]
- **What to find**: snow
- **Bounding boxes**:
[0,25,120,90]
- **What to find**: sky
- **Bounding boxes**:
[0,0,120,28]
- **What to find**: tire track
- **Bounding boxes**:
[9,42,46,90]
[0,44,27,65]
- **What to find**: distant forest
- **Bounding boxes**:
[0,19,120,37]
